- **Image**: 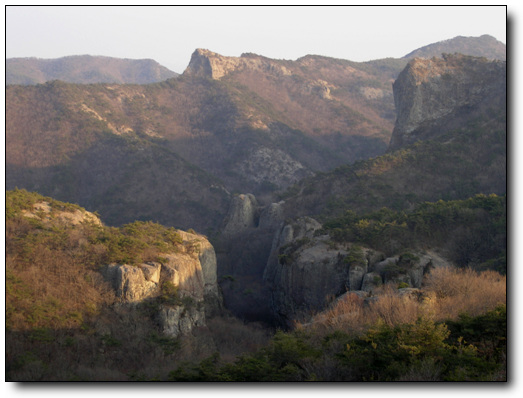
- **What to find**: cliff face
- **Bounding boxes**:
[389,54,506,150]
[101,230,222,337]
[183,49,292,80]
[262,217,451,327]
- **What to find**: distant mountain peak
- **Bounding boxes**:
[6,55,178,85]
[403,34,506,60]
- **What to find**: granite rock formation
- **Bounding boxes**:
[101,231,222,337]
[389,54,506,150]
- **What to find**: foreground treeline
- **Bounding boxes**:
[169,305,506,381]
[168,265,506,382]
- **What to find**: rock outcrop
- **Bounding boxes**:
[101,231,222,337]
[238,147,313,190]
[389,54,506,150]
[221,193,260,236]
[183,49,292,80]
[102,263,160,302]
[263,217,382,327]
[21,200,103,227]
[263,216,454,326]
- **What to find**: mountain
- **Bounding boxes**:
[278,54,506,221]
[6,49,407,231]
[5,35,506,238]
[403,34,506,60]
[6,55,178,85]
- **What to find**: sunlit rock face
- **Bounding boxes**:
[101,231,222,337]
[183,48,292,80]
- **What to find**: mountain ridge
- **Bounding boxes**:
[6,34,505,86]
[5,35,506,233]
[6,54,178,85]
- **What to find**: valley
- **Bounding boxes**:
[5,34,507,381]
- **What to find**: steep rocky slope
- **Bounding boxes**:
[6,55,178,85]
[278,54,506,221]
[389,54,506,150]
[100,228,222,337]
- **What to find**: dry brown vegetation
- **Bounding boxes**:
[305,266,506,337]
[424,267,507,319]
[6,217,115,331]
[5,190,276,381]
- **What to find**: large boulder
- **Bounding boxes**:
[102,263,159,303]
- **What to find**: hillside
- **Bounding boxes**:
[5,50,402,230]
[6,55,178,85]
[279,54,506,220]
[5,80,235,232]
[5,189,273,381]
[6,36,505,232]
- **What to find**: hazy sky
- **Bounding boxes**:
[6,5,507,73]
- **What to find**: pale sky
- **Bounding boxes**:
[6,4,508,74]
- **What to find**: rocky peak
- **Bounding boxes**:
[183,48,292,80]
[388,54,506,150]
